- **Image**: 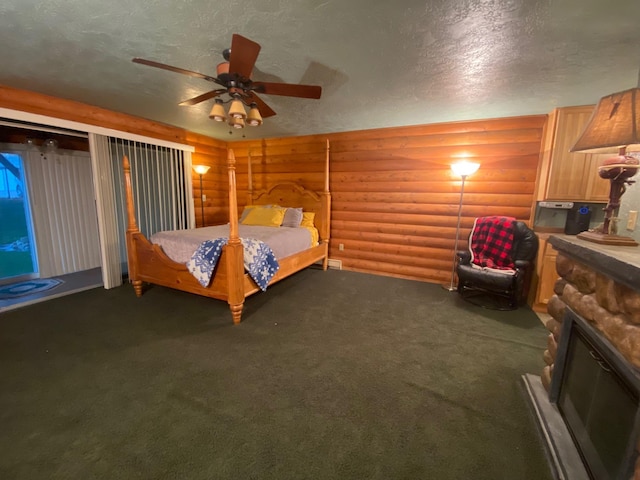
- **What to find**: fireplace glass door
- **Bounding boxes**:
[557,318,639,480]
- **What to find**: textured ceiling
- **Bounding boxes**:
[1,0,639,141]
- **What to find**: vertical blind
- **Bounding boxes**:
[110,139,192,238]
[90,136,193,286]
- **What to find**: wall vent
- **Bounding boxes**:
[327,258,342,270]
[314,258,342,270]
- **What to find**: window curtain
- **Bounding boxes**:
[23,148,101,278]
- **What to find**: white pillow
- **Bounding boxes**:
[281,207,303,228]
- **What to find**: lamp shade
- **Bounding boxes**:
[192,165,210,175]
[246,103,263,126]
[228,99,247,119]
[451,160,480,177]
[209,99,226,122]
[229,116,245,129]
[571,87,640,153]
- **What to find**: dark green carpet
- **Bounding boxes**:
[0,269,551,480]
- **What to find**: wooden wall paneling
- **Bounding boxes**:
[191,143,228,227]
[230,115,545,285]
[230,139,331,217]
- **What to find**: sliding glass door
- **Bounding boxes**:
[0,152,37,283]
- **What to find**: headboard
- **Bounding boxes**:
[245,140,331,244]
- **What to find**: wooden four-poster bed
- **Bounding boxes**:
[123,140,331,324]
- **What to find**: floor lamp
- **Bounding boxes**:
[442,160,480,292]
[192,165,210,227]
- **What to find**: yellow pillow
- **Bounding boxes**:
[239,204,277,222]
[302,226,319,246]
[301,211,316,228]
[241,206,286,227]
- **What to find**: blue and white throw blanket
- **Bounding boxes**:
[187,237,280,291]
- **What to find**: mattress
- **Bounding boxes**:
[149,224,314,264]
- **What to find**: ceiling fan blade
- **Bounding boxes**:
[245,92,276,118]
[132,58,223,86]
[253,82,322,99]
[178,89,226,106]
[228,34,261,80]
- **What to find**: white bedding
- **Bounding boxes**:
[149,224,314,264]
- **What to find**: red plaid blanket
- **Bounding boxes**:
[469,216,516,270]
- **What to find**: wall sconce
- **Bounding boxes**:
[192,164,210,227]
[443,160,481,291]
[571,87,640,246]
[209,97,263,129]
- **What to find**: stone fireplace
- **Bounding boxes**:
[523,235,640,480]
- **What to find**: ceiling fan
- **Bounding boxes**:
[132,34,322,126]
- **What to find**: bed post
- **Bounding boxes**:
[321,139,331,270]
[123,155,143,297]
[226,149,245,324]
[247,150,253,205]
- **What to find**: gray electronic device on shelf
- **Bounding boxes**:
[539,201,574,209]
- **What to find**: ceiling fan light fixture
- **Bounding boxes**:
[228,99,247,119]
[229,116,245,129]
[209,99,227,122]
[246,103,263,126]
[133,34,322,131]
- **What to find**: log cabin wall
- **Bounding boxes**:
[191,143,228,227]
[230,115,546,284]
[225,136,331,211]
[0,84,227,228]
[1,85,546,285]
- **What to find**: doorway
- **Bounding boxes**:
[0,123,102,301]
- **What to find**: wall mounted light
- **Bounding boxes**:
[443,160,480,291]
[192,164,210,227]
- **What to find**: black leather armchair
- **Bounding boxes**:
[456,220,539,310]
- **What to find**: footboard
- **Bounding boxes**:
[127,231,233,300]
[126,229,327,313]
[123,153,244,324]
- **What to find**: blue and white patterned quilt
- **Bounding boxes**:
[186,237,280,291]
